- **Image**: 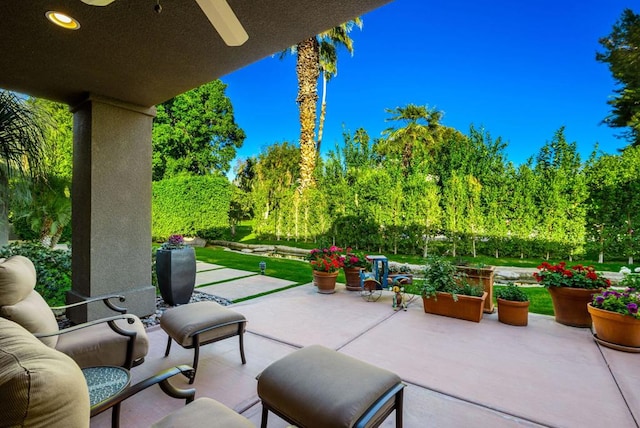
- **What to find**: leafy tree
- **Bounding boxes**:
[252,142,300,239]
[152,80,245,180]
[229,158,255,236]
[0,91,46,245]
[596,8,640,146]
[534,128,587,260]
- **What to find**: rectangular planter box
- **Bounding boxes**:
[457,266,495,314]
[422,291,488,323]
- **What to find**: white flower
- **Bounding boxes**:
[635,267,640,273]
[620,266,632,274]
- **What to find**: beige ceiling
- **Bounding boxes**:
[1,0,391,107]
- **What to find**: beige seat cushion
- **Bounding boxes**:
[160,301,246,347]
[56,316,149,368]
[0,289,59,348]
[0,317,90,428]
[151,397,254,427]
[257,345,402,428]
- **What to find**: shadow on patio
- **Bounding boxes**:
[91,280,640,427]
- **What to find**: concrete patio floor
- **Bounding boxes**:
[91,278,640,427]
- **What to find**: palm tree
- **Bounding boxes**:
[317,19,363,155]
[0,91,46,246]
[286,19,363,192]
[378,104,444,174]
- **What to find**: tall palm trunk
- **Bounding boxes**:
[316,70,328,156]
[296,37,320,192]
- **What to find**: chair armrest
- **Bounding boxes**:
[50,294,128,314]
[33,314,138,338]
[90,365,196,417]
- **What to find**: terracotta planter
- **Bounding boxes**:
[156,246,196,306]
[343,267,363,291]
[313,271,339,294]
[548,286,601,327]
[422,291,487,323]
[497,298,529,326]
[457,266,495,313]
[588,304,640,349]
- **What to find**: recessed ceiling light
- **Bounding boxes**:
[45,11,80,30]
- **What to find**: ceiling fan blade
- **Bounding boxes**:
[195,0,248,46]
[80,0,116,5]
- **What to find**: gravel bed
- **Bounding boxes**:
[56,291,231,330]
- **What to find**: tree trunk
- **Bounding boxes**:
[317,71,328,156]
[296,37,320,192]
[598,251,604,264]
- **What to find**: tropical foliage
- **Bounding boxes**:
[0,91,47,245]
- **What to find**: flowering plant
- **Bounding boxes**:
[533,262,611,289]
[592,288,640,319]
[161,234,186,250]
[341,248,369,269]
[307,246,344,273]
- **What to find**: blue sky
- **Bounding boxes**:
[221,0,633,169]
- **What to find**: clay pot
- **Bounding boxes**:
[497,298,529,326]
[588,304,640,349]
[312,271,339,294]
[548,286,601,327]
[343,267,363,291]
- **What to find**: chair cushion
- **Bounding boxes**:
[56,316,149,368]
[151,397,254,428]
[0,255,37,306]
[160,301,246,347]
[0,317,90,428]
[0,289,59,348]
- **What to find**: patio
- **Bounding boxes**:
[89,265,640,428]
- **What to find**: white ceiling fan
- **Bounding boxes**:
[80,0,249,46]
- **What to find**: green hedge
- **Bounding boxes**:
[152,175,231,241]
[0,242,71,306]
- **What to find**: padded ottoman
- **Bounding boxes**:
[152,397,254,428]
[160,301,246,384]
[257,345,404,428]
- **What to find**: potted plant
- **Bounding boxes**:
[456,262,495,314]
[588,269,640,350]
[341,248,369,291]
[307,246,344,294]
[155,234,196,306]
[495,284,530,326]
[534,261,611,327]
[420,256,487,323]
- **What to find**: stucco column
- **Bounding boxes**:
[67,95,156,322]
